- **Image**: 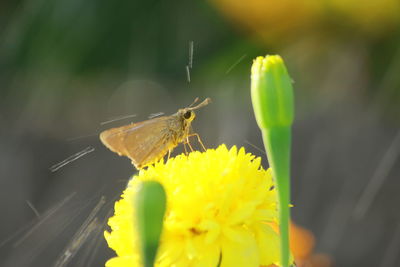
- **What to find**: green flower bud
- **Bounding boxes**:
[251,55,295,267]
[135,181,166,267]
[251,55,294,129]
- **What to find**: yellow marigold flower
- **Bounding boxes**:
[104,144,280,267]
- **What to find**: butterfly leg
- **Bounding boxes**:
[183,142,189,155]
[186,136,194,152]
[187,133,206,151]
[167,149,171,160]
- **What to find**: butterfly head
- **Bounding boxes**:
[178,97,211,123]
[178,109,196,123]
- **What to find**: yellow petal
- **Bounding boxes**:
[253,223,280,265]
[221,227,259,267]
[105,256,136,267]
[192,238,220,267]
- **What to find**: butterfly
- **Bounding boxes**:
[100,98,210,169]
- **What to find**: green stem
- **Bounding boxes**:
[262,127,291,267]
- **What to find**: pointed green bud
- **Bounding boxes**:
[251,55,295,267]
[135,181,166,267]
[251,55,294,129]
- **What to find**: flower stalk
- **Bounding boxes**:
[251,55,294,267]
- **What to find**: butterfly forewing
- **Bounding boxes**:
[100,98,210,169]
[100,116,178,168]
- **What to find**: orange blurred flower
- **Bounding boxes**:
[208,0,400,42]
[209,0,319,43]
[267,221,332,267]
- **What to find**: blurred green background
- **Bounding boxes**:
[1,0,400,266]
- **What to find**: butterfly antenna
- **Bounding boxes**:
[189,98,211,110]
[188,97,199,108]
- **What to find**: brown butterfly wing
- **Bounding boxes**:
[100,116,179,168]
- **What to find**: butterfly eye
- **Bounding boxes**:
[183,111,192,119]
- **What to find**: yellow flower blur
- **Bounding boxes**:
[104,144,280,267]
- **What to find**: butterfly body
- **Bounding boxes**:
[100,98,210,169]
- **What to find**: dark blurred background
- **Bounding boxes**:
[1,0,400,266]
